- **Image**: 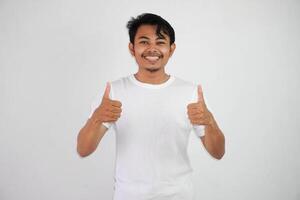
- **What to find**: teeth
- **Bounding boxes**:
[145,56,160,61]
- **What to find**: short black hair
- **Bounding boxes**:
[126,13,175,45]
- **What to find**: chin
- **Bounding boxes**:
[144,66,161,73]
[147,69,160,73]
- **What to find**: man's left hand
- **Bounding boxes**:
[187,85,213,126]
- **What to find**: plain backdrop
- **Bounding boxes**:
[1,0,299,199]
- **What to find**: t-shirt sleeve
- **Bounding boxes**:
[88,83,113,129]
[191,84,206,137]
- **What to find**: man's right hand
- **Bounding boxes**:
[91,82,122,124]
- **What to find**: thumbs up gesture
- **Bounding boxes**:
[187,85,213,126]
[92,82,122,124]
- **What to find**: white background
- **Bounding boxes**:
[1,0,299,199]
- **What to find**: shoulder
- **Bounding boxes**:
[172,76,203,102]
[172,75,198,91]
[108,75,134,97]
[109,75,130,88]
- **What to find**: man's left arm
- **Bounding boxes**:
[187,85,225,160]
[201,111,225,160]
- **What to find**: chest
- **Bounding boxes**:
[113,88,193,133]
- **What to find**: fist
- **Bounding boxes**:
[92,82,122,123]
[187,85,213,126]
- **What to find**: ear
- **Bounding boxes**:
[128,42,135,56]
[169,43,176,57]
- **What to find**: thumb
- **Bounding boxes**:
[102,82,111,99]
[197,84,204,102]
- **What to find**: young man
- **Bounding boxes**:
[77,13,225,200]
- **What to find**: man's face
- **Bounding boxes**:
[129,25,176,73]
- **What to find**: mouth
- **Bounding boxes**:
[142,55,161,63]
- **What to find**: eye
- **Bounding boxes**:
[157,41,166,45]
[139,41,148,44]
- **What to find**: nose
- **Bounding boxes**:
[146,43,159,52]
[145,40,159,48]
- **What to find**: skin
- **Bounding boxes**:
[128,25,176,84]
[77,24,225,160]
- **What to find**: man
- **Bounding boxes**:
[77,13,225,200]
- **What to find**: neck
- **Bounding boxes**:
[134,68,170,84]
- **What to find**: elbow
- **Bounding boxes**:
[213,150,225,160]
[77,143,92,158]
[214,134,226,160]
[77,147,91,158]
[77,146,87,157]
[214,153,224,160]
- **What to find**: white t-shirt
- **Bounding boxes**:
[88,74,205,200]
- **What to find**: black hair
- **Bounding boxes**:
[126,13,175,45]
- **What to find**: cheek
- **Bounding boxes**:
[160,47,171,56]
[134,48,144,57]
[132,45,145,56]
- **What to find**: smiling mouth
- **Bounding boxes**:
[143,55,162,63]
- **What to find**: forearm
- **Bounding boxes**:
[204,112,225,159]
[77,117,107,157]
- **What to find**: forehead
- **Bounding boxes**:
[135,24,169,40]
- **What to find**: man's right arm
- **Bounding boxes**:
[76,116,108,157]
[76,82,122,157]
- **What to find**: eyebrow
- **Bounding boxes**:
[137,36,167,40]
